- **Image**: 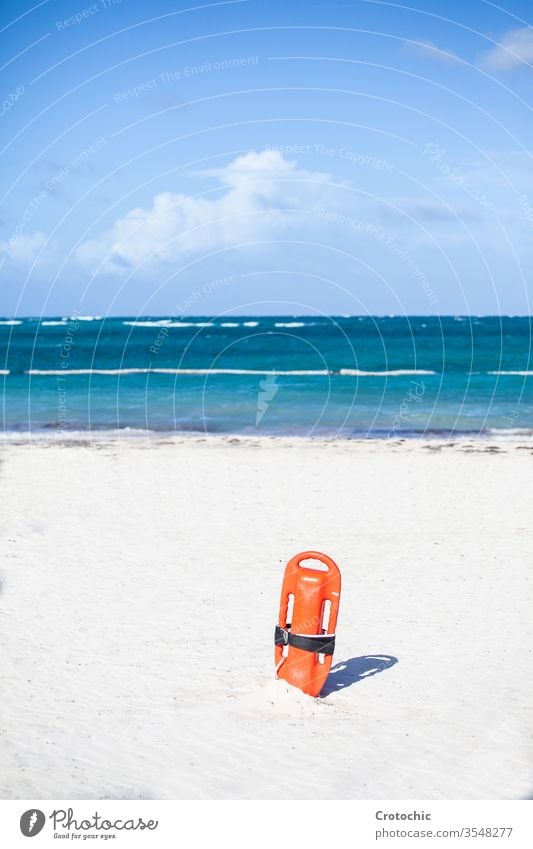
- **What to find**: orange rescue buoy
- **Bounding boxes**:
[274,551,341,697]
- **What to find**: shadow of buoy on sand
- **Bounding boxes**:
[320,655,398,697]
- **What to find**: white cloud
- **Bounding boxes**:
[407,39,460,64]
[76,151,338,274]
[483,26,533,71]
[0,231,49,266]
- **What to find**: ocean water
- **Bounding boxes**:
[1,316,532,437]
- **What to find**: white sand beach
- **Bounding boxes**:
[1,435,532,800]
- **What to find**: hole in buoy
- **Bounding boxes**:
[299,558,328,572]
[282,593,294,657]
[321,599,332,633]
[286,593,294,627]
[316,599,333,665]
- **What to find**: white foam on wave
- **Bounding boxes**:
[0,320,22,325]
[0,369,10,375]
[27,368,152,376]
[24,368,330,376]
[25,368,330,377]
[25,367,435,377]
[74,316,102,321]
[173,322,213,327]
[123,320,171,327]
[220,322,240,327]
[274,322,306,328]
[242,321,259,327]
[41,321,68,326]
[339,368,436,376]
[489,427,533,433]
[488,370,533,376]
[123,320,214,328]
[487,428,533,438]
[170,368,330,376]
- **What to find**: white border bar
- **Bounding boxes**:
[0,800,531,847]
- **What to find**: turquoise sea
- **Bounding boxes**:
[1,316,532,437]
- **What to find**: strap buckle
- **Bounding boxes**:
[274,625,290,646]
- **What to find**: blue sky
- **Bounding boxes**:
[1,0,532,316]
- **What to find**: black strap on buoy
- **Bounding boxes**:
[274,625,335,656]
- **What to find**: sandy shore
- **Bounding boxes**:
[1,434,532,799]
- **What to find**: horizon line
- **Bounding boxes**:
[1,314,533,320]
